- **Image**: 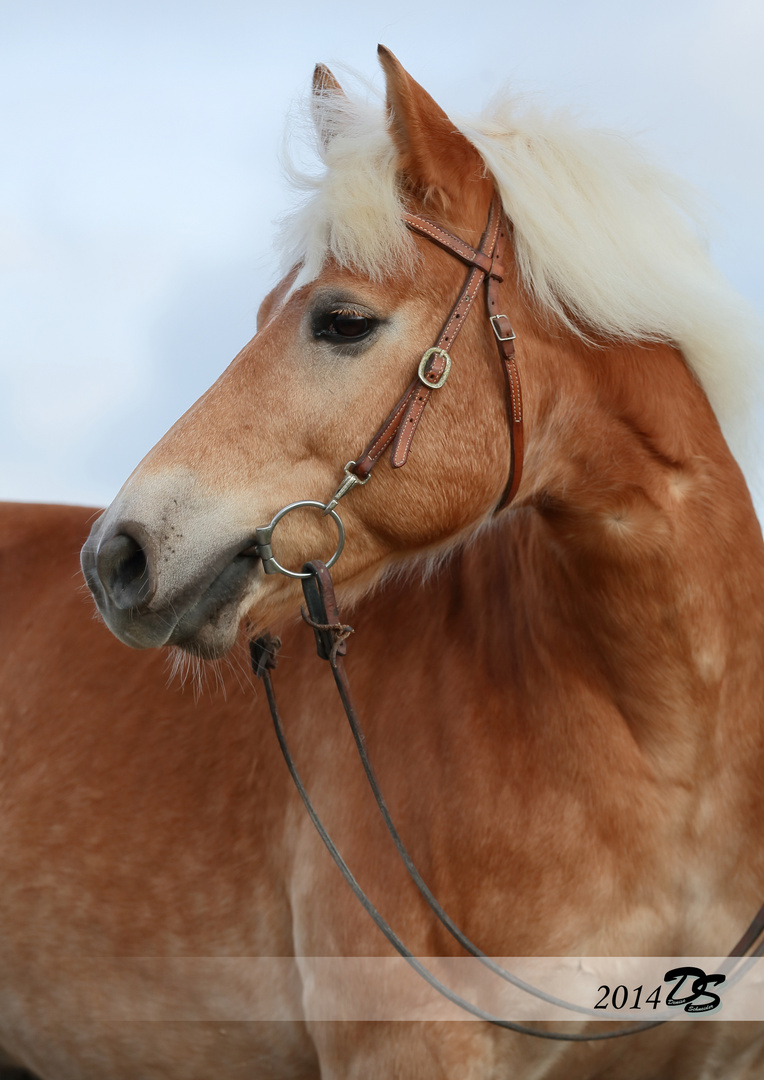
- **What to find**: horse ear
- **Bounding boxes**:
[377,45,486,211]
[312,64,346,147]
[313,63,344,99]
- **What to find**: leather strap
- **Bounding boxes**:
[351,196,523,511]
[388,259,486,469]
[487,219,523,509]
[402,213,498,275]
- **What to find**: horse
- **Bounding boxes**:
[2,43,764,1078]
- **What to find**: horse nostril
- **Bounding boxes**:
[96,532,152,611]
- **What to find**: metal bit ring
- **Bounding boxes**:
[254,501,345,579]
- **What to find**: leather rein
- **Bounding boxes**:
[249,197,764,1040]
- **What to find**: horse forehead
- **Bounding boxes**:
[294,245,466,313]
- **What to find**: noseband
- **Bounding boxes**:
[250,198,764,1040]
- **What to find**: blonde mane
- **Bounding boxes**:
[280,81,764,512]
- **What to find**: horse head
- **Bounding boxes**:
[81,48,537,658]
[81,47,761,672]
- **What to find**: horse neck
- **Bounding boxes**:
[449,331,764,780]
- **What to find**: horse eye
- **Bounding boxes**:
[314,311,374,342]
[334,314,370,337]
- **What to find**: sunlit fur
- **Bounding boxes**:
[283,77,764,509]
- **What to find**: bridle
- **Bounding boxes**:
[253,194,522,579]
[345,193,523,506]
[249,196,764,1040]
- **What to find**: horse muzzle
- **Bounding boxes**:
[81,507,261,658]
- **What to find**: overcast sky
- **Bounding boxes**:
[2,0,763,507]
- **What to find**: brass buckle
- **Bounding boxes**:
[418,347,451,390]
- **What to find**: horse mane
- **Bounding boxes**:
[279,76,764,511]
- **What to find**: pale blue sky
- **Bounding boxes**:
[2,0,762,506]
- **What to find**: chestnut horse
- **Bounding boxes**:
[2,46,764,1078]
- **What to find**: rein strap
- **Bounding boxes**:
[250,561,764,1042]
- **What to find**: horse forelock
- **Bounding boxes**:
[278,78,764,513]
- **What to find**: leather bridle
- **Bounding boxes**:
[253,195,522,579]
[250,197,764,1040]
[345,193,523,508]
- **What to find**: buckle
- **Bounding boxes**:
[418,347,452,389]
[490,314,516,343]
